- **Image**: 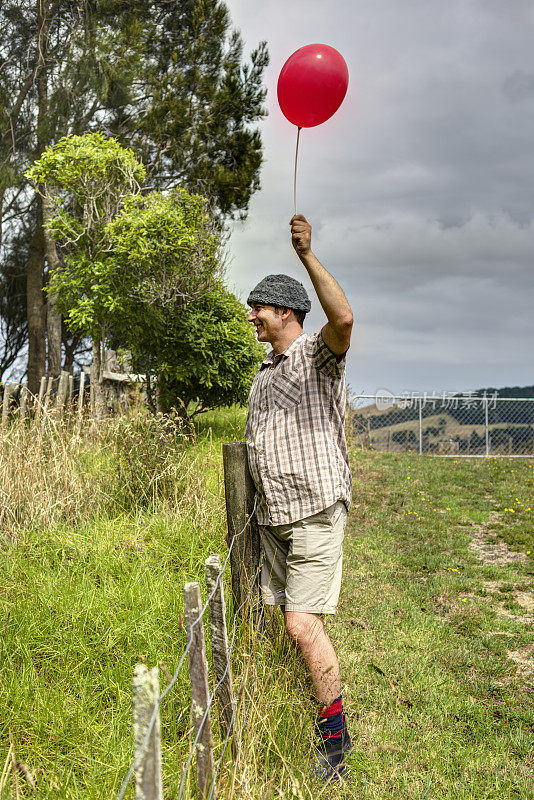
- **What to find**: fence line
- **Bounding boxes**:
[116,484,260,800]
[0,368,133,429]
[350,393,534,457]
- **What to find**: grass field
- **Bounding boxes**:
[0,409,532,798]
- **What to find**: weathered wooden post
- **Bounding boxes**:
[1,383,14,427]
[40,377,54,431]
[68,374,74,404]
[205,555,237,757]
[19,384,28,422]
[76,372,86,434]
[132,664,163,800]
[184,582,217,800]
[55,371,69,413]
[35,376,47,422]
[222,443,261,621]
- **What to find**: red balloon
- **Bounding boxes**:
[277,44,349,128]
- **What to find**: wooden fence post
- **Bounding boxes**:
[68,374,74,404]
[41,377,53,428]
[20,384,28,422]
[184,582,217,800]
[35,376,47,422]
[55,371,69,413]
[205,555,237,758]
[222,443,261,621]
[2,384,14,427]
[76,372,86,434]
[132,664,163,800]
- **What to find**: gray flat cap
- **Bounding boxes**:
[247,273,311,312]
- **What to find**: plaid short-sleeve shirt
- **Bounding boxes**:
[245,331,352,525]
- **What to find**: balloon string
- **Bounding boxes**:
[294,126,301,216]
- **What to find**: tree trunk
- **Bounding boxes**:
[26,198,47,395]
[36,0,62,380]
[43,193,62,378]
[91,338,106,422]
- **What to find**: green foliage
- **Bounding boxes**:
[111,410,193,506]
[103,0,269,219]
[25,132,145,203]
[157,286,266,415]
[106,188,221,317]
[25,132,259,413]
[25,133,146,340]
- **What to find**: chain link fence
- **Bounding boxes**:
[350,392,534,457]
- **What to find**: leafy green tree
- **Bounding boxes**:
[1,0,268,389]
[155,287,266,417]
[101,0,269,219]
[26,132,146,418]
[27,132,251,419]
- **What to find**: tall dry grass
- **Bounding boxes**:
[1,405,343,799]
[0,408,222,538]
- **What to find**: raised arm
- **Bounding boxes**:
[290,214,353,357]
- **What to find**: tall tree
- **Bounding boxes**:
[0,0,268,388]
[26,132,146,420]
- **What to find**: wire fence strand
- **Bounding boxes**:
[175,558,263,799]
[115,494,258,800]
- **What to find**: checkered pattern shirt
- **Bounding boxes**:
[245,331,352,526]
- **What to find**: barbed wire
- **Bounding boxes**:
[175,558,263,799]
[205,610,264,800]
[115,493,258,800]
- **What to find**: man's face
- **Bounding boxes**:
[247,303,283,344]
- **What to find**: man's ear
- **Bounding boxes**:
[280,307,293,321]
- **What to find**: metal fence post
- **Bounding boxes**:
[484,396,489,457]
[418,397,423,455]
[222,442,261,622]
[205,555,237,758]
[132,664,163,800]
[184,582,217,800]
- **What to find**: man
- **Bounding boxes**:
[244,214,353,782]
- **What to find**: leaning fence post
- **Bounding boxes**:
[184,582,217,800]
[132,664,163,800]
[205,555,237,758]
[222,443,261,622]
[2,383,14,427]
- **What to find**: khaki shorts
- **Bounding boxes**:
[259,501,347,615]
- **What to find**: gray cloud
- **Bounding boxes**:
[226,0,534,394]
[502,70,534,101]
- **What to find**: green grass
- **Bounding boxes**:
[0,411,533,798]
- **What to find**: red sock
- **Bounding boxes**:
[315,694,343,740]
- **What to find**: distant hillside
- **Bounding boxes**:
[471,385,534,398]
[352,384,534,454]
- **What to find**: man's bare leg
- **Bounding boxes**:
[283,610,341,705]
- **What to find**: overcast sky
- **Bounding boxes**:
[225,0,534,396]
